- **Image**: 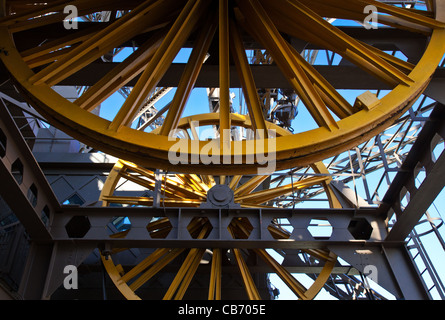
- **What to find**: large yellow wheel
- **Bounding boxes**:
[99,161,340,300]
[1,0,445,174]
[98,119,341,300]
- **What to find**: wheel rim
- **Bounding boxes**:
[1,0,444,174]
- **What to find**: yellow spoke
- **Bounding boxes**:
[208,249,222,300]
[29,0,172,86]
[159,14,217,136]
[358,41,415,74]
[357,0,445,29]
[75,30,166,111]
[303,248,334,262]
[233,175,269,197]
[108,0,207,131]
[229,175,242,190]
[219,0,232,148]
[284,42,354,119]
[101,195,202,207]
[233,248,261,300]
[121,248,171,283]
[163,248,206,300]
[262,0,415,87]
[229,19,268,137]
[235,176,329,205]
[121,162,207,198]
[238,0,338,130]
[255,249,308,299]
[25,46,74,69]
[21,25,100,65]
[129,248,185,291]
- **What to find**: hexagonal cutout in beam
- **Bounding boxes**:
[187,217,213,239]
[11,158,24,185]
[108,216,132,238]
[146,217,173,239]
[65,216,91,238]
[228,217,253,239]
[348,217,373,240]
[307,218,333,240]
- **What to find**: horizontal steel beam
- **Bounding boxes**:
[48,206,394,249]
[58,63,402,90]
[12,23,425,53]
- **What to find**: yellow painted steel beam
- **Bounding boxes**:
[129,248,185,291]
[120,248,171,283]
[99,160,125,206]
[254,249,308,299]
[218,0,232,150]
[233,175,269,197]
[358,0,445,28]
[263,0,410,84]
[311,161,343,209]
[208,248,222,300]
[268,223,292,239]
[117,171,201,200]
[102,195,203,207]
[120,161,207,198]
[303,251,337,299]
[284,42,353,119]
[29,0,174,86]
[101,254,142,300]
[262,0,415,87]
[75,30,166,111]
[174,249,207,300]
[238,0,339,131]
[233,248,261,300]
[229,175,242,190]
[358,40,415,74]
[21,26,100,65]
[235,176,329,204]
[25,47,75,69]
[164,221,212,299]
[163,248,206,300]
[229,19,268,138]
[177,173,210,193]
[0,0,125,32]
